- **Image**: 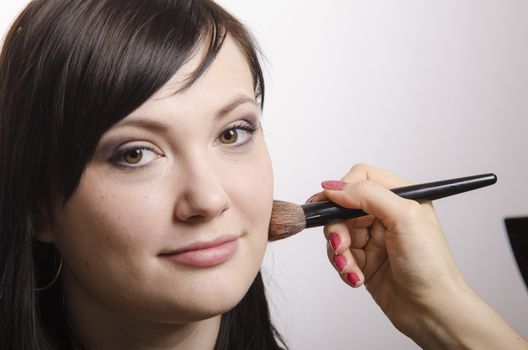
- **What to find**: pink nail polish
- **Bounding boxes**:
[346,272,361,287]
[321,180,346,191]
[334,255,347,272]
[329,232,341,251]
[305,193,319,203]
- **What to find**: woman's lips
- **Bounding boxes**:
[160,236,239,267]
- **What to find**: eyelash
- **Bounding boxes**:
[218,121,260,147]
[108,120,260,169]
[109,145,160,169]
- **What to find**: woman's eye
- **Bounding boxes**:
[219,129,240,144]
[111,147,160,168]
[218,124,257,146]
[121,149,143,164]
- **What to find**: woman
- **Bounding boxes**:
[1,1,282,349]
[0,0,526,349]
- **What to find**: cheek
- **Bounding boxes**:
[50,173,181,319]
[51,174,167,285]
[228,142,273,238]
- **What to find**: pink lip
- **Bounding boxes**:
[160,235,239,267]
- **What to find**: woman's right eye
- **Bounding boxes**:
[110,146,161,168]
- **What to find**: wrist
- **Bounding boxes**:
[412,280,527,350]
[410,279,470,349]
[412,279,474,349]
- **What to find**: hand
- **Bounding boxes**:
[309,164,464,336]
[309,164,528,349]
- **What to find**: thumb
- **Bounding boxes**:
[321,180,421,232]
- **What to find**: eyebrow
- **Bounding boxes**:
[114,94,258,132]
[112,118,168,133]
[217,95,258,117]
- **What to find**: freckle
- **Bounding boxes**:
[106,236,110,241]
[85,262,90,268]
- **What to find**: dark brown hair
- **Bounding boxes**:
[0,1,284,349]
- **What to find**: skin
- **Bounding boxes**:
[312,164,528,349]
[37,35,273,350]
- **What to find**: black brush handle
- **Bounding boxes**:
[303,173,497,228]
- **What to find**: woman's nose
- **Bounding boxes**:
[173,163,231,223]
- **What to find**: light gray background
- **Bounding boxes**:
[2,1,527,349]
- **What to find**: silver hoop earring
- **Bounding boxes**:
[34,256,63,292]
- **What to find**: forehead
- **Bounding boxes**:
[105,34,258,136]
[151,34,255,102]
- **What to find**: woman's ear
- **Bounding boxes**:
[33,205,55,243]
[34,227,54,243]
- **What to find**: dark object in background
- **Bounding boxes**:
[505,217,528,289]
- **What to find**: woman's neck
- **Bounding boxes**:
[71,313,221,350]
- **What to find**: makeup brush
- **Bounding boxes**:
[268,173,497,241]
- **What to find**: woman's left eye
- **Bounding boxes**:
[111,146,161,168]
[218,123,258,146]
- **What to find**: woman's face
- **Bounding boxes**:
[46,36,273,324]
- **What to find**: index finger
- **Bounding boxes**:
[341,164,411,189]
[323,179,420,232]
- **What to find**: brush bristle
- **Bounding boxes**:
[268,200,306,241]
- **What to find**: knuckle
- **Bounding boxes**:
[323,224,338,239]
[326,245,335,260]
[354,179,376,194]
[400,200,424,222]
[323,225,331,238]
[348,163,369,175]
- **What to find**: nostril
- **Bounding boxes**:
[173,191,231,223]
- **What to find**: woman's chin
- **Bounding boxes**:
[161,294,244,323]
[142,279,253,324]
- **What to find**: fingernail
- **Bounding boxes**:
[329,232,341,252]
[346,272,362,287]
[305,193,319,203]
[334,255,347,272]
[321,180,346,191]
